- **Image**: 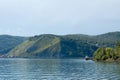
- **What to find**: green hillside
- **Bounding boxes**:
[94,32,120,47]
[7,32,120,58]
[8,35,61,58]
[8,34,98,58]
[0,35,27,55]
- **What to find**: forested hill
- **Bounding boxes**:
[0,35,27,55]
[7,32,120,58]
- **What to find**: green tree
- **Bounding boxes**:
[93,47,114,61]
[114,41,120,59]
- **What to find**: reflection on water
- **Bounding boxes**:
[0,58,120,80]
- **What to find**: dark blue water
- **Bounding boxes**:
[0,58,120,80]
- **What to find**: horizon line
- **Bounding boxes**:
[0,31,119,37]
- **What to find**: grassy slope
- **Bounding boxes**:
[8,35,61,58]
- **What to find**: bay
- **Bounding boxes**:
[0,58,120,80]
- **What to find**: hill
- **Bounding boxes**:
[7,32,120,58]
[0,35,27,55]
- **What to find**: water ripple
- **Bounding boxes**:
[0,59,120,80]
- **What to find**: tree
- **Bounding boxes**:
[93,47,114,61]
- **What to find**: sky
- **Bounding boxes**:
[0,0,120,36]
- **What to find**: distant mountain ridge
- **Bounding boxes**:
[0,35,27,55]
[7,31,120,58]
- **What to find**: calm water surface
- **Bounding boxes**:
[0,58,120,80]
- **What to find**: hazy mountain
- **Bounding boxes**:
[7,32,120,58]
[0,35,27,55]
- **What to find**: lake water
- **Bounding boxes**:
[0,59,120,80]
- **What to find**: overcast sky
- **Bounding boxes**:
[0,0,120,36]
